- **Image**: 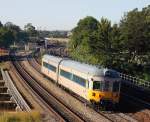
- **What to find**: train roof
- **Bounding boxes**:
[60,59,105,76]
[42,54,119,77]
[43,54,62,64]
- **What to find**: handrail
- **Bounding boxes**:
[1,68,31,112]
[119,73,150,90]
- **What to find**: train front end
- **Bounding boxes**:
[88,69,121,107]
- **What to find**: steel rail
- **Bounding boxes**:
[28,57,139,122]
[14,61,85,122]
[10,62,65,122]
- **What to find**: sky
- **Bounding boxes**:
[0,0,149,30]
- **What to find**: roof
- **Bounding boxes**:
[60,59,105,76]
[43,54,63,64]
[43,54,119,77]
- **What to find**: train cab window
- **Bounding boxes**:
[72,74,86,87]
[113,82,120,92]
[93,81,111,91]
[93,81,102,90]
[60,69,72,80]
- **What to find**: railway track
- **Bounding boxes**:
[10,62,65,122]
[27,56,139,122]
[12,60,86,122]
[1,69,31,111]
[31,54,150,108]
[33,55,150,121]
[28,56,41,73]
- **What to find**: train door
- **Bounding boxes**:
[83,80,89,99]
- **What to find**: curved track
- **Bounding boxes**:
[10,61,65,122]
[28,56,140,122]
[13,60,86,122]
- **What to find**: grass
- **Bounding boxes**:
[0,111,41,122]
[0,62,5,67]
[0,62,9,70]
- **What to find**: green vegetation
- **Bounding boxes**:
[69,5,150,80]
[0,112,41,122]
[24,23,37,37]
[0,22,29,48]
[0,21,68,48]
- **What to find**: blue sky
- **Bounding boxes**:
[0,0,149,30]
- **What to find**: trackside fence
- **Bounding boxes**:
[1,69,31,111]
[119,73,150,91]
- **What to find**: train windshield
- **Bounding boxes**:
[93,81,102,90]
[93,80,120,92]
[93,81,111,91]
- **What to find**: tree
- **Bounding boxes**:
[120,7,150,64]
[0,21,3,27]
[96,18,113,66]
[4,22,21,42]
[68,16,99,64]
[69,5,150,80]
[24,23,37,37]
[0,21,28,48]
[119,6,150,76]
[0,27,14,48]
[69,17,122,67]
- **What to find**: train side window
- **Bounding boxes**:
[43,62,56,72]
[60,69,72,80]
[72,74,86,87]
[48,64,56,72]
[43,62,48,68]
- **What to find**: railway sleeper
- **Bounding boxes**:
[0,93,12,101]
[0,87,8,93]
[0,101,17,110]
[0,81,5,87]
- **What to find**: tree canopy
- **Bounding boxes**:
[68,5,150,80]
[69,16,99,64]
[0,22,29,48]
[0,27,14,48]
[24,23,37,37]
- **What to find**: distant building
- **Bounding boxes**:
[44,37,69,43]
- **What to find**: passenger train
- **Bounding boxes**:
[41,54,121,107]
